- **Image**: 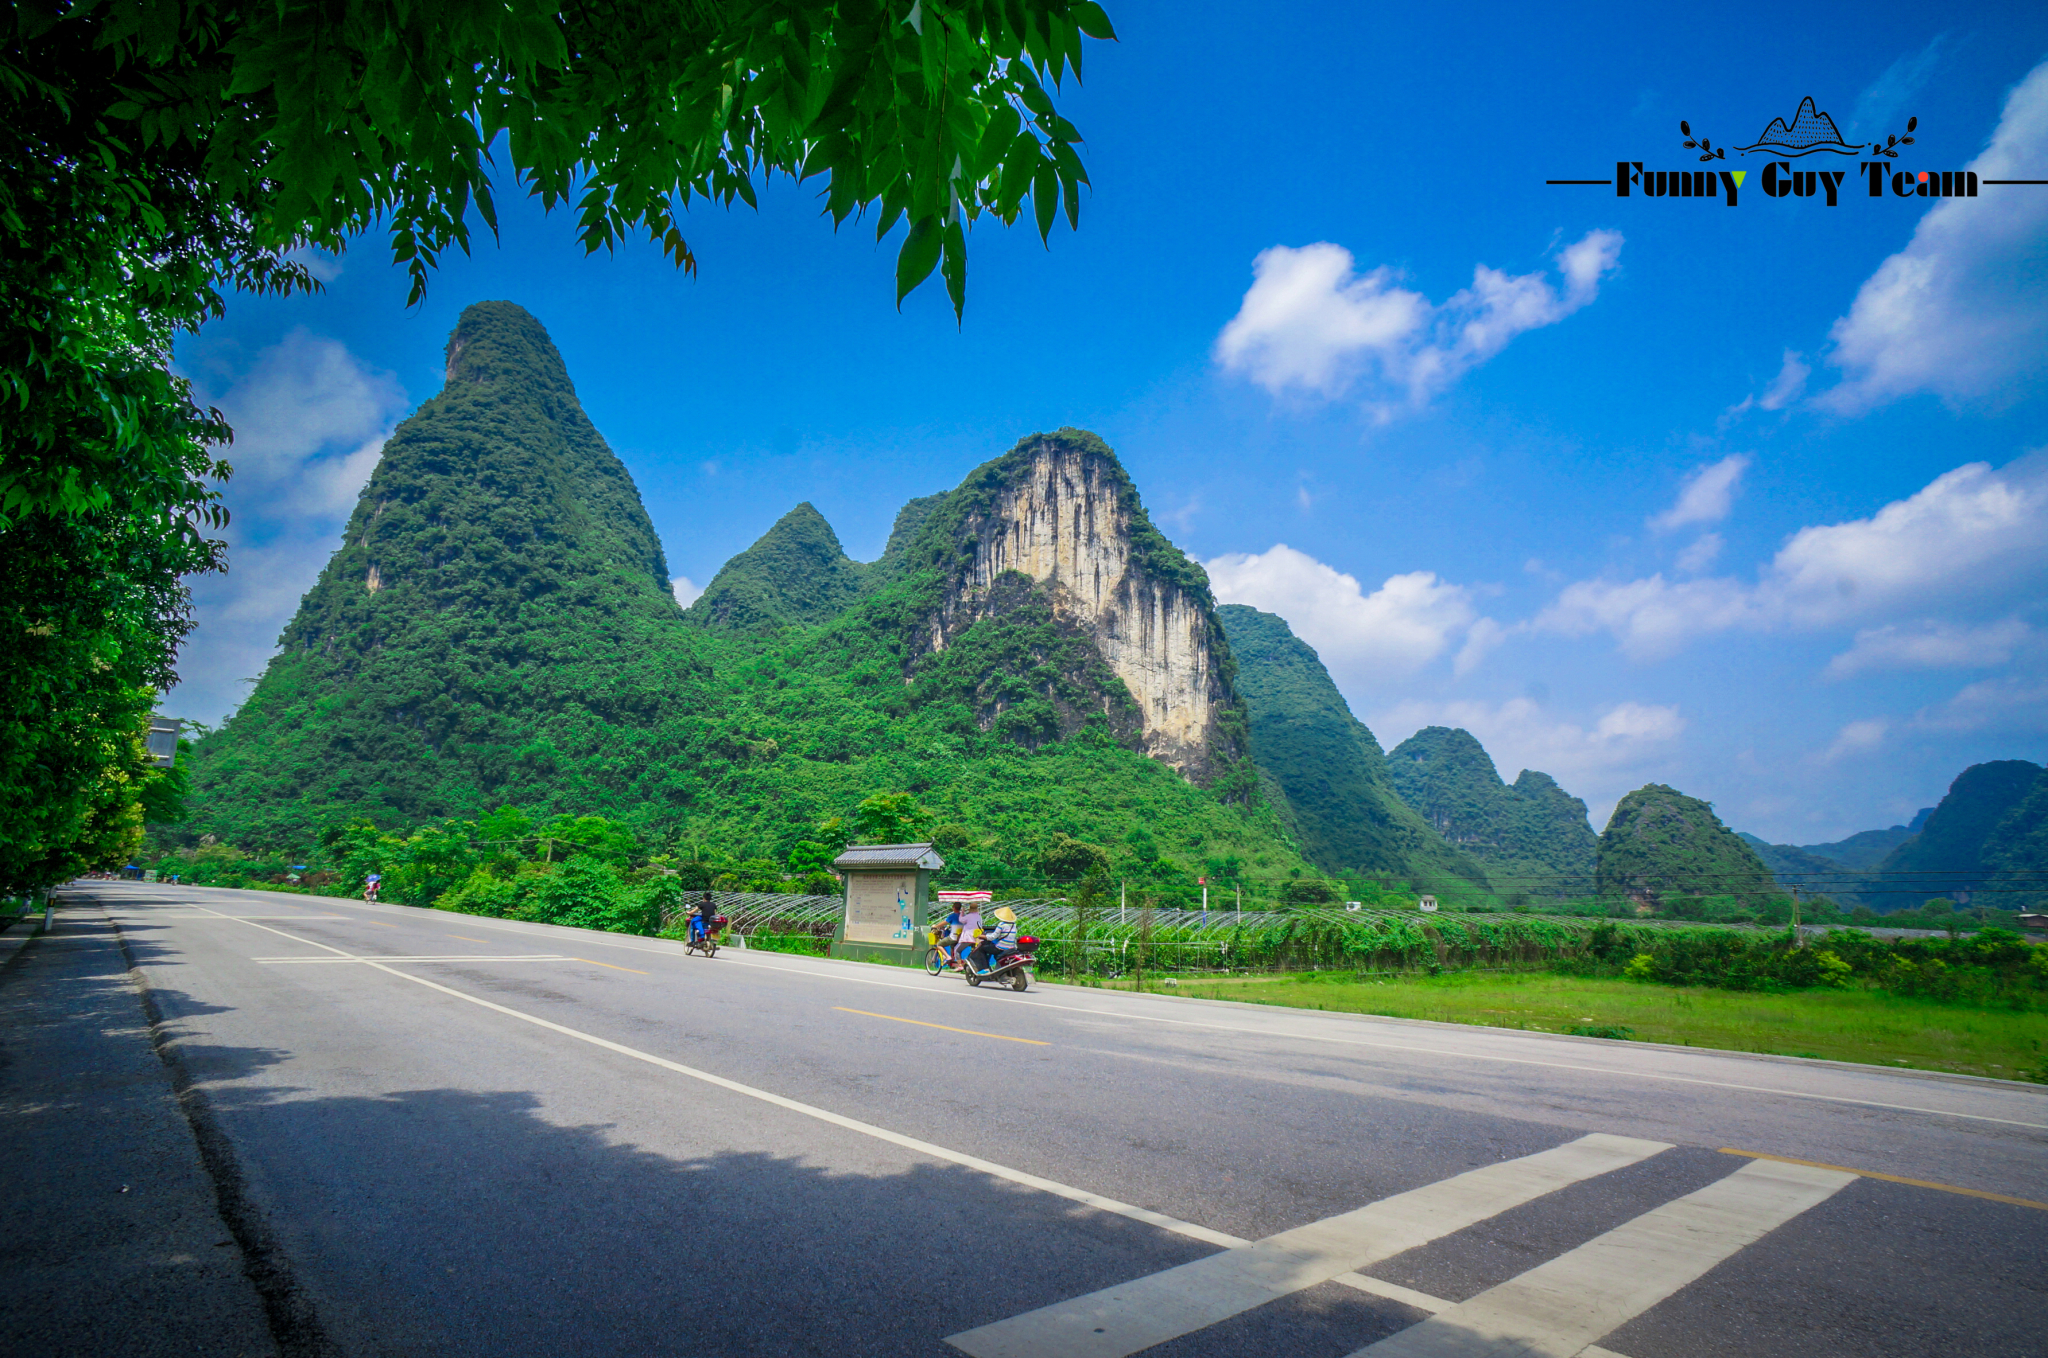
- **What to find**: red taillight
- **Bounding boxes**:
[1018,936,1038,948]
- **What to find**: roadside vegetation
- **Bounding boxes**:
[1097,969,2048,1083]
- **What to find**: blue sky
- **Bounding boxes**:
[170,0,2048,845]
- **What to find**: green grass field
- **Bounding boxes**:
[1068,969,2048,1081]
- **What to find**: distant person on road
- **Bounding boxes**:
[364,872,381,902]
[969,907,1019,974]
[689,894,716,943]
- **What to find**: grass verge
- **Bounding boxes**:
[1074,969,2048,1081]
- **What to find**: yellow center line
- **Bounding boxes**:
[574,957,649,975]
[449,935,491,943]
[834,1007,1049,1045]
[1719,1148,2048,1212]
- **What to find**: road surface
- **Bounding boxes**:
[8,880,2045,1357]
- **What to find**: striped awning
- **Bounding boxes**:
[936,891,992,903]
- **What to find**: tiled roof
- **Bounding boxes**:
[831,842,945,870]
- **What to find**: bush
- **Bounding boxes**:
[437,868,523,918]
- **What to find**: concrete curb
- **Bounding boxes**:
[0,914,43,969]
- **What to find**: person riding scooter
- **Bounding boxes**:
[688,894,717,944]
[955,901,984,964]
[968,907,1020,974]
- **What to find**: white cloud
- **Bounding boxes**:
[1454,617,1509,678]
[1373,697,1687,828]
[1759,351,1810,410]
[1204,545,1492,679]
[1536,574,1754,661]
[1851,34,1956,136]
[284,244,345,284]
[1538,453,2048,659]
[1912,673,2048,734]
[1649,454,1750,532]
[1675,533,1723,573]
[209,329,403,517]
[1761,457,2048,626]
[165,332,409,724]
[1823,618,2031,679]
[1214,230,1622,413]
[1820,57,2048,412]
[1821,718,1890,762]
[671,576,704,608]
[1721,351,1809,422]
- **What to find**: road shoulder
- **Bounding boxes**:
[0,902,280,1358]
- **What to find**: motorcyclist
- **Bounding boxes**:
[955,902,984,962]
[364,871,381,902]
[689,894,717,944]
[969,907,1020,974]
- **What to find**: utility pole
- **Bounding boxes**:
[1790,885,1801,944]
[1200,877,1208,927]
[1119,879,1125,926]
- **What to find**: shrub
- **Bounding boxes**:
[437,868,523,917]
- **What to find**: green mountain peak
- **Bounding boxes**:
[1385,727,1596,892]
[686,501,866,631]
[1597,783,1772,902]
[187,301,697,840]
[1218,605,1486,883]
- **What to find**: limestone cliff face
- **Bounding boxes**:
[916,431,1242,781]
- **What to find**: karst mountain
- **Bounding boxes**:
[189,301,1643,895]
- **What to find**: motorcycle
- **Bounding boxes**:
[961,936,1038,992]
[685,914,728,958]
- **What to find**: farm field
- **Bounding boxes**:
[1072,969,2048,1082]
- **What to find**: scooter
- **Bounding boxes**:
[961,937,1038,992]
[685,914,728,958]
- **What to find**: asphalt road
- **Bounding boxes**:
[13,880,2047,1357]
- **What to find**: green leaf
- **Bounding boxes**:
[1032,160,1056,241]
[941,217,967,321]
[977,102,1022,178]
[1069,1,1119,41]
[895,214,942,306]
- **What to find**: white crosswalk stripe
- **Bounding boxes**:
[1346,1157,1855,1357]
[944,1133,1672,1358]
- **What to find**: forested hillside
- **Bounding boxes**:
[1794,810,1930,870]
[1737,834,1870,907]
[1876,761,2046,909]
[1216,606,1486,885]
[183,301,709,844]
[1383,726,1597,894]
[1596,784,1774,905]
[684,502,868,631]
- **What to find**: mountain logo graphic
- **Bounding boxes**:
[1735,96,1865,157]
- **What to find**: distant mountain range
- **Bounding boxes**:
[1740,763,2046,912]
